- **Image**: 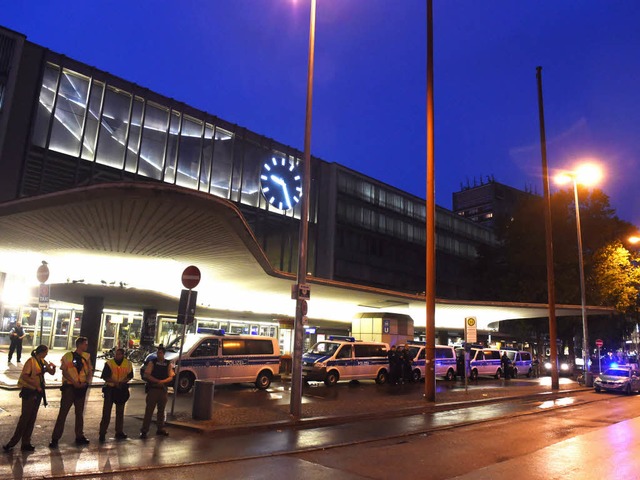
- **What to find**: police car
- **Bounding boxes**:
[302,337,389,386]
[402,342,457,381]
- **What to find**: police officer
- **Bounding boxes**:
[3,345,55,452]
[140,345,175,438]
[8,321,27,363]
[99,348,133,442]
[49,336,93,448]
[388,346,399,385]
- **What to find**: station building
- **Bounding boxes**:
[0,26,602,361]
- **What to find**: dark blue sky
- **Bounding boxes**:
[4,1,640,224]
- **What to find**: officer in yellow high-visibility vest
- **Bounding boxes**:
[99,348,133,442]
[49,336,93,448]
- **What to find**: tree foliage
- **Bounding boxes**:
[589,241,640,314]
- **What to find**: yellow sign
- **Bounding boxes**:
[465,316,477,343]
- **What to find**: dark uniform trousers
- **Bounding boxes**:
[99,388,126,436]
[51,386,87,441]
[141,386,167,434]
[7,392,41,447]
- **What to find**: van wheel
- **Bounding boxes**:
[376,369,388,385]
[512,368,518,379]
[412,369,421,383]
[470,369,478,381]
[445,368,456,381]
[255,371,272,390]
[324,370,339,386]
[495,369,502,380]
[177,372,195,393]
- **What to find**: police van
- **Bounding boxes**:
[144,332,280,393]
[403,342,457,381]
[302,337,389,386]
[456,347,503,380]
[501,350,533,378]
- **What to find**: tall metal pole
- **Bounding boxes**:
[535,66,559,390]
[573,179,591,386]
[290,0,316,419]
[424,0,436,403]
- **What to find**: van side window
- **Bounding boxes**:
[436,347,453,359]
[222,339,245,356]
[486,350,501,360]
[193,339,218,357]
[521,352,531,361]
[419,349,425,360]
[246,340,274,355]
[354,344,386,357]
[336,345,352,359]
[475,351,484,361]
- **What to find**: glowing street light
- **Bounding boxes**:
[555,162,603,387]
[629,236,640,245]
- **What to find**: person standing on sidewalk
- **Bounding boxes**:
[8,321,27,363]
[3,345,56,452]
[99,347,133,442]
[140,345,174,438]
[49,336,93,448]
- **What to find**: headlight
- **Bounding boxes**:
[544,362,552,370]
[560,363,569,371]
[314,362,326,369]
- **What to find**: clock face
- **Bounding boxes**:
[260,157,302,211]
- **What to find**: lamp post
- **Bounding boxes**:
[290,0,316,420]
[556,164,603,387]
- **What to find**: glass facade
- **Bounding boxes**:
[31,63,304,220]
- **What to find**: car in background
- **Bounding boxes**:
[594,367,640,395]
[543,357,573,376]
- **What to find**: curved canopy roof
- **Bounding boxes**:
[0,183,614,330]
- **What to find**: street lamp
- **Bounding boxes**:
[290,0,316,420]
[555,163,603,387]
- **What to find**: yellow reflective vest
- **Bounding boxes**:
[104,357,133,387]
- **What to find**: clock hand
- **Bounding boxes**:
[270,175,292,209]
[281,182,292,209]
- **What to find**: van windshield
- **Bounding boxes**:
[308,341,340,356]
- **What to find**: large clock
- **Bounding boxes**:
[260,157,302,211]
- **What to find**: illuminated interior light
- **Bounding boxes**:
[280,158,285,166]
[269,197,275,204]
[262,187,270,193]
[294,175,300,180]
[293,196,299,202]
[260,175,268,180]
[263,164,271,171]
[289,165,294,171]
[271,157,277,166]
[278,202,283,210]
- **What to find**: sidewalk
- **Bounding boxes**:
[0,347,586,435]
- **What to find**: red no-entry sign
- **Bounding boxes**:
[181,265,201,290]
[37,263,50,284]
[595,338,604,348]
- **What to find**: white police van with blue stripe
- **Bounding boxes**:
[403,342,457,381]
[146,332,280,393]
[302,337,389,386]
[467,347,502,379]
[501,350,533,378]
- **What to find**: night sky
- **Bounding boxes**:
[3,1,639,225]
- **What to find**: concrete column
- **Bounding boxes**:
[80,296,104,369]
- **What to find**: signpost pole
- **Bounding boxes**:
[170,288,191,418]
[170,265,201,418]
[36,262,50,346]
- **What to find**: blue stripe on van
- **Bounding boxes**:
[179,356,280,368]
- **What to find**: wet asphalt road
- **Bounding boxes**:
[0,375,608,479]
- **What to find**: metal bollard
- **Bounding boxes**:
[192,380,215,420]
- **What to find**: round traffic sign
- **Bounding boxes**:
[181,265,201,289]
[37,263,50,284]
[595,338,604,348]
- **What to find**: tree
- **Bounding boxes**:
[589,241,640,314]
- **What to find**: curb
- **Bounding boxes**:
[165,386,589,435]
